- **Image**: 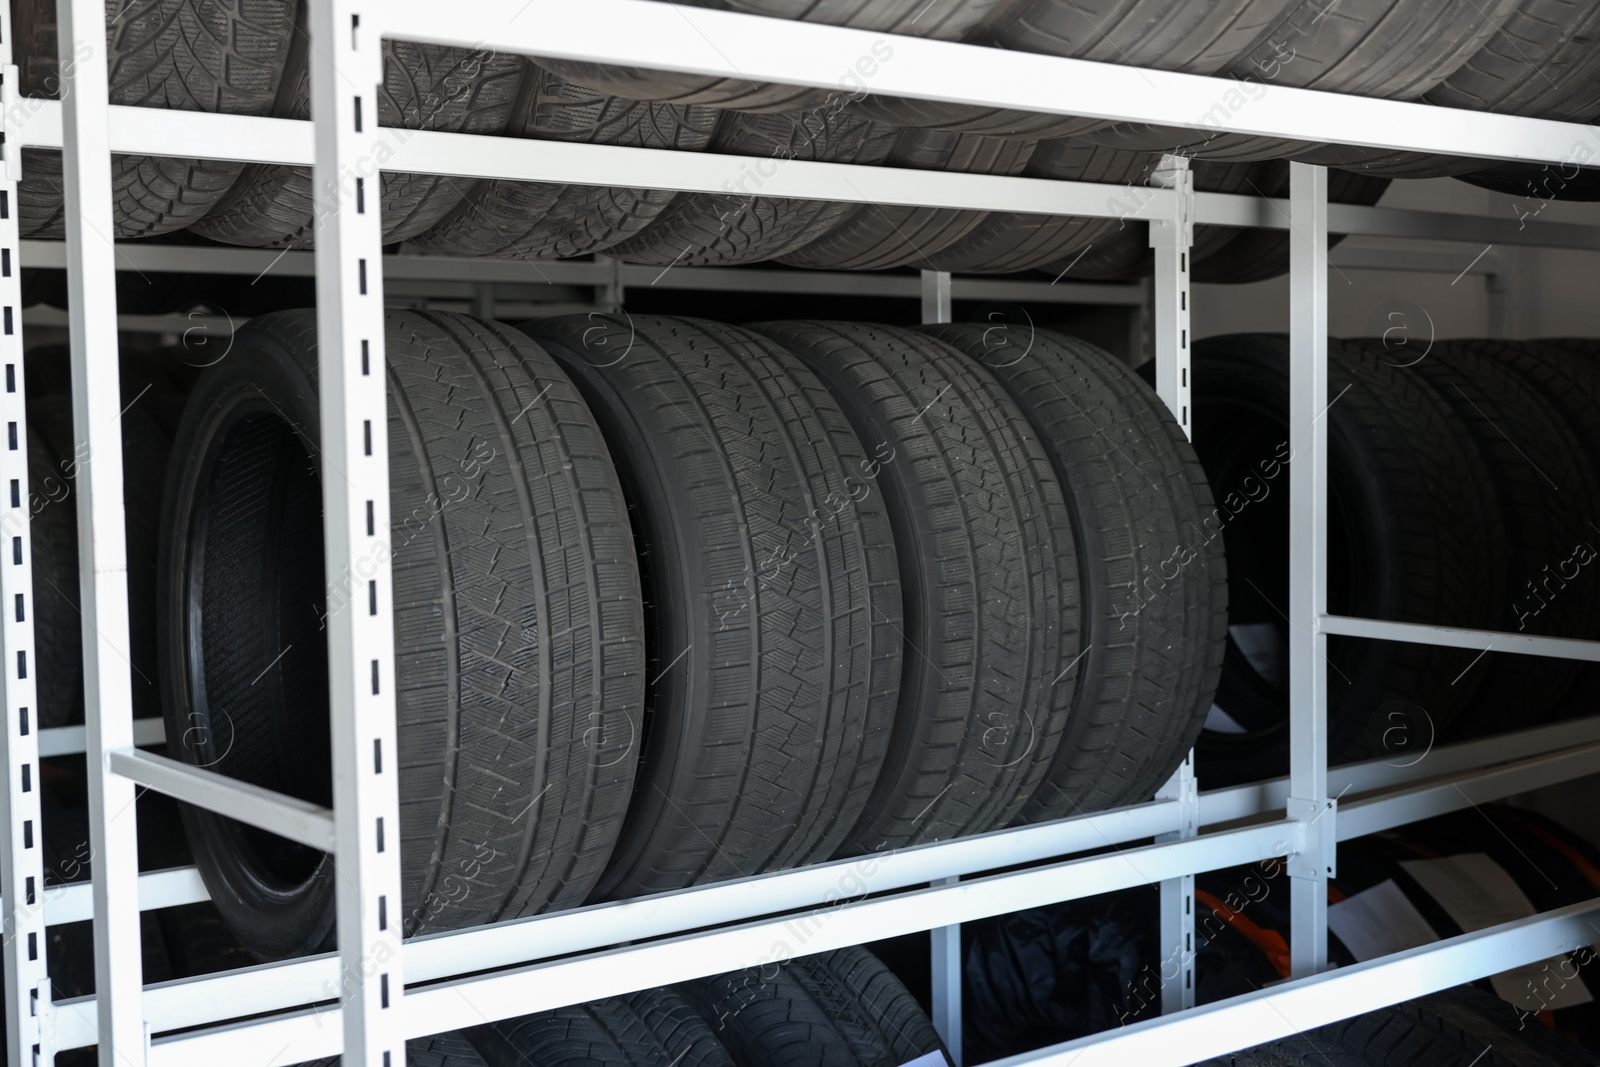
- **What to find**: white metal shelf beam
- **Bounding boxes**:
[36,714,1600,1052]
[146,821,1303,1064]
[107,749,337,853]
[1322,615,1600,661]
[383,0,1599,166]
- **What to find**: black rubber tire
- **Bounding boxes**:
[24,346,187,729]
[191,42,528,248]
[1427,0,1600,122]
[925,325,1225,815]
[412,63,722,259]
[682,946,951,1067]
[776,129,1037,270]
[1387,340,1599,739]
[924,141,1157,274]
[1207,986,1599,1066]
[1082,0,1522,160]
[466,988,735,1067]
[754,321,1080,851]
[846,0,1300,137]
[14,0,297,239]
[158,309,644,959]
[541,0,1006,113]
[1459,163,1600,203]
[1441,338,1600,734]
[608,111,899,267]
[1189,335,1504,785]
[520,314,902,899]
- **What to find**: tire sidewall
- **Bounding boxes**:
[158,324,336,960]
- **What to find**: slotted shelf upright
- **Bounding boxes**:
[4,2,1600,1065]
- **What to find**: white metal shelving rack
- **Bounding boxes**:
[3,1,1600,1065]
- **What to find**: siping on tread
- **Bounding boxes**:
[521,313,902,900]
[755,320,1081,851]
[927,324,1225,815]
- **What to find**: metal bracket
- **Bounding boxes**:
[1148,154,1193,439]
[1156,755,1199,1013]
[1,65,21,181]
[594,255,625,313]
[1286,796,1337,881]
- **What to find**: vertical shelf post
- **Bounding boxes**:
[1149,154,1197,1013]
[57,0,145,1061]
[1288,162,1333,979]
[309,2,406,1063]
[921,268,963,1064]
[0,9,53,1064]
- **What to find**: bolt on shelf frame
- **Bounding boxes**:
[5,1,1600,1065]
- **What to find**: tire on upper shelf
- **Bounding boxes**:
[606,110,899,267]
[925,325,1224,816]
[465,988,734,1066]
[412,63,722,259]
[12,0,298,239]
[845,0,1300,137]
[159,310,645,959]
[1188,334,1504,786]
[191,40,528,248]
[922,140,1157,275]
[775,129,1037,271]
[539,0,1008,113]
[680,946,952,1067]
[753,321,1080,852]
[519,314,902,900]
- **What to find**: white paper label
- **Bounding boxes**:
[1327,878,1438,961]
[1400,853,1592,1011]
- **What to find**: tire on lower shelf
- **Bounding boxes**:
[412,63,722,259]
[12,0,297,239]
[925,325,1224,815]
[1189,335,1504,786]
[158,310,645,959]
[521,314,902,900]
[754,322,1081,852]
[682,945,951,1067]
[192,44,527,248]
[466,988,734,1066]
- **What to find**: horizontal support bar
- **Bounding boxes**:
[1202,714,1600,828]
[382,0,1599,166]
[1338,740,1600,841]
[107,749,336,853]
[986,897,1600,1066]
[49,715,1600,1051]
[51,798,1186,1050]
[18,240,1144,303]
[43,867,210,927]
[146,821,1301,1063]
[1321,615,1600,662]
[38,717,166,759]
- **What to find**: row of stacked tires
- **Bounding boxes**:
[1189,336,1600,785]
[14,0,1598,282]
[9,0,1396,281]
[143,310,1221,959]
